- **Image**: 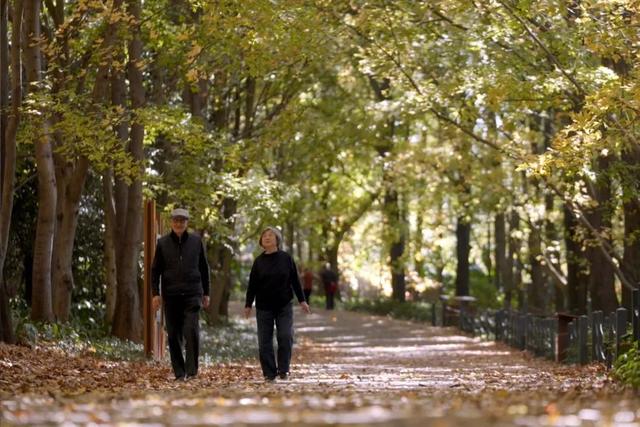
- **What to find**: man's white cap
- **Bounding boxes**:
[170,208,189,219]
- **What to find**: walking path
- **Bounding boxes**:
[2,304,638,426]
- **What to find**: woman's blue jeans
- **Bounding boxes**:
[256,302,294,379]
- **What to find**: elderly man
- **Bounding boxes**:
[151,208,210,380]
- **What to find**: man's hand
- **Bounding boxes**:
[202,295,210,309]
[244,307,252,319]
[152,295,162,312]
[300,301,311,314]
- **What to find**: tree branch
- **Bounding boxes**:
[496,0,585,99]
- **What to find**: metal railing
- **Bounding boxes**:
[434,289,640,367]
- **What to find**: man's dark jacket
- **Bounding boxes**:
[151,230,210,297]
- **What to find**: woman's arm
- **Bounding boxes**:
[245,259,259,309]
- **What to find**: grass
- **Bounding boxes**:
[12,306,258,364]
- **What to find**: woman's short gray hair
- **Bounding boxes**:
[259,226,283,249]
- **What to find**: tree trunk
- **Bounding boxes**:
[387,189,406,302]
[24,0,56,322]
[527,223,546,313]
[52,158,89,321]
[414,214,425,278]
[541,113,565,312]
[111,0,145,341]
[564,205,588,314]
[455,217,471,296]
[84,0,125,326]
[218,245,232,318]
[369,77,405,302]
[284,221,293,254]
[0,0,20,343]
[207,243,226,325]
[543,193,565,312]
[0,0,7,182]
[206,197,236,324]
[505,210,521,308]
[621,146,640,310]
[219,198,237,318]
[51,203,77,322]
[586,155,617,313]
[104,17,128,327]
[494,212,506,291]
[325,244,339,276]
[307,235,314,266]
[49,0,110,322]
[103,170,117,324]
[295,228,303,262]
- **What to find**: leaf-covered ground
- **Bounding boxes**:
[2,303,639,426]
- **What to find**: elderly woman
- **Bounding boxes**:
[244,227,311,381]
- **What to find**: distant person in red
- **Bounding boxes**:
[302,266,314,304]
[320,263,338,310]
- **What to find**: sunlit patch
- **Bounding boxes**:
[296,326,337,333]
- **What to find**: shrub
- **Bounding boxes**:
[469,270,502,310]
[344,298,434,322]
[613,344,640,389]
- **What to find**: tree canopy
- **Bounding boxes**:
[1,0,639,341]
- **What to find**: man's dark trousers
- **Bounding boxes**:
[164,295,201,379]
[256,302,293,379]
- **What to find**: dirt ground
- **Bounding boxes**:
[1,304,639,426]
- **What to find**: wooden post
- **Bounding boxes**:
[144,200,164,359]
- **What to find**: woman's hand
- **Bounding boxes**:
[300,301,311,314]
[244,306,252,319]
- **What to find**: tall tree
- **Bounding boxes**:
[369,77,406,301]
[46,0,92,321]
[111,0,145,341]
[23,0,56,322]
[0,0,21,343]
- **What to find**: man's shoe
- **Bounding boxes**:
[185,374,197,381]
[174,375,186,381]
[278,372,288,380]
[264,376,276,383]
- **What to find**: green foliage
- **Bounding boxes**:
[613,344,640,389]
[18,90,140,183]
[344,298,434,323]
[72,174,108,317]
[10,291,137,359]
[10,298,257,363]
[308,293,327,309]
[6,0,640,332]
[469,270,502,310]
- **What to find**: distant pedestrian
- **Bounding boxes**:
[320,263,338,310]
[244,227,311,381]
[152,208,210,381]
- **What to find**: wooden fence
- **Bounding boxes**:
[143,200,165,359]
